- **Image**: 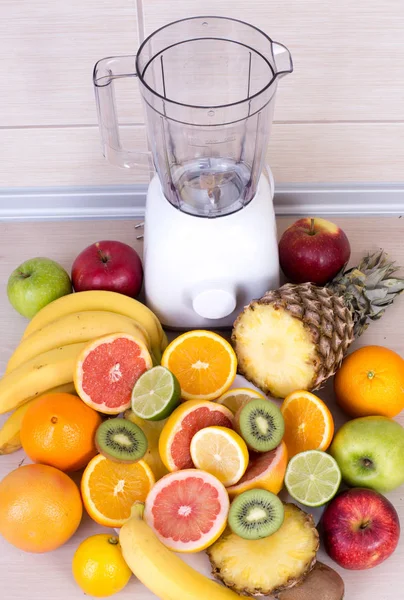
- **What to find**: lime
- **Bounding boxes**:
[285,450,341,507]
[131,366,181,421]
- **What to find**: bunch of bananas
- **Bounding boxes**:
[0,290,167,455]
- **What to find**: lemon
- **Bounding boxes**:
[72,534,132,597]
[190,425,249,486]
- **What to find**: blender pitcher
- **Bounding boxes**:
[93,16,293,327]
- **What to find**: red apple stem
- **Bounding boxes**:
[97,249,109,264]
[309,218,315,235]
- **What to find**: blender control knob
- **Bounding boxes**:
[192,289,236,320]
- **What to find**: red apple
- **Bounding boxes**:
[278,217,351,285]
[322,488,400,570]
[71,240,143,297]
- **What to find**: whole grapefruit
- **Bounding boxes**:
[0,463,83,552]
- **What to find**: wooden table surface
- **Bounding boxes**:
[0,216,403,599]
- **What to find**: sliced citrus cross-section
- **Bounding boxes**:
[81,454,155,528]
[131,366,181,421]
[226,441,288,497]
[285,450,342,507]
[161,330,237,401]
[74,333,153,414]
[280,390,334,458]
[216,387,266,414]
[158,400,234,472]
[190,426,249,487]
[144,469,229,552]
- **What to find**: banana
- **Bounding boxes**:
[119,503,240,600]
[0,343,85,415]
[0,401,32,454]
[0,383,76,454]
[6,311,150,373]
[21,291,164,362]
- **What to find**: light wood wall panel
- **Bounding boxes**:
[0,0,403,187]
[1,1,141,127]
[2,123,403,187]
[142,0,404,122]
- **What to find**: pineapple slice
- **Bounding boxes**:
[232,303,318,398]
[207,503,319,597]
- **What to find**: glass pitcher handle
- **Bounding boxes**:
[272,42,294,79]
[93,56,154,172]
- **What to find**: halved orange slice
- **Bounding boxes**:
[74,333,153,414]
[281,390,334,458]
[81,454,155,527]
[161,330,237,401]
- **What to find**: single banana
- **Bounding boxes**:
[0,401,33,454]
[6,311,150,373]
[0,383,76,454]
[0,343,85,415]
[21,290,164,361]
[119,503,240,600]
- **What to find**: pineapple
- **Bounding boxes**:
[232,251,404,398]
[207,503,319,597]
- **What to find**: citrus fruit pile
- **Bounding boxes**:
[1,287,404,600]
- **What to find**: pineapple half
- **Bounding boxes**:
[207,503,319,597]
[232,251,404,398]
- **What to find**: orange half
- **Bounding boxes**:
[281,390,334,458]
[161,330,237,401]
[81,454,155,527]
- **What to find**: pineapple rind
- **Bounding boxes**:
[207,503,319,597]
[232,283,354,398]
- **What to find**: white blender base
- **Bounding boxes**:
[143,170,280,329]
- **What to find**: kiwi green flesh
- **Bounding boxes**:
[228,489,285,540]
[95,418,148,463]
[238,398,284,452]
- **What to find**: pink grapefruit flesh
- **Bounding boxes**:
[159,401,234,471]
[144,469,229,552]
[227,440,288,497]
[75,334,152,414]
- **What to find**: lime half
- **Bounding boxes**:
[285,450,341,507]
[131,366,181,421]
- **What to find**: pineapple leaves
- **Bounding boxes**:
[327,250,404,338]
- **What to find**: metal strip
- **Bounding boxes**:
[0,183,403,221]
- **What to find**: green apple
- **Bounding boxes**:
[7,257,72,318]
[330,416,404,493]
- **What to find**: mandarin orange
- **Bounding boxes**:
[334,345,404,418]
[20,392,102,471]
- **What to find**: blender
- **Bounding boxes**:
[93,16,293,328]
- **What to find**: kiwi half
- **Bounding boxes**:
[236,398,284,452]
[95,418,148,463]
[228,489,285,540]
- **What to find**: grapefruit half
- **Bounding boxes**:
[74,333,153,414]
[144,469,229,552]
[226,440,288,497]
[158,400,234,471]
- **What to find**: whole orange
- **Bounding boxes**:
[0,463,82,552]
[334,345,404,418]
[20,392,102,471]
